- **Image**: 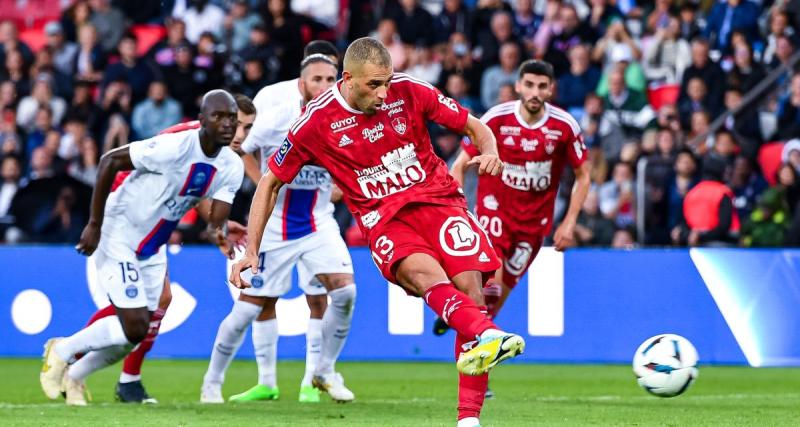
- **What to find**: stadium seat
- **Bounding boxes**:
[18,28,47,53]
[757,141,785,186]
[131,24,167,57]
[647,84,680,111]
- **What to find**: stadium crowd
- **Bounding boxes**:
[0,0,799,248]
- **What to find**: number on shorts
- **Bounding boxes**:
[118,262,139,283]
[371,235,395,266]
[258,252,266,272]
[479,215,502,237]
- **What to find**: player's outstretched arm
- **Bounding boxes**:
[449,149,473,187]
[462,115,502,176]
[554,161,592,251]
[75,145,134,256]
[229,171,284,289]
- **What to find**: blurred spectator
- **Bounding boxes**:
[45,22,79,77]
[776,73,800,141]
[762,9,796,66]
[406,46,441,85]
[233,57,271,100]
[642,0,675,36]
[679,77,718,129]
[61,1,93,43]
[540,4,595,77]
[781,139,800,175]
[174,0,225,44]
[496,83,517,104]
[434,0,472,45]
[89,0,127,52]
[102,32,160,104]
[0,21,33,67]
[729,156,768,221]
[150,19,189,67]
[195,32,228,92]
[220,0,263,54]
[643,16,691,84]
[131,81,182,139]
[575,189,616,246]
[0,155,20,237]
[592,21,641,72]
[480,41,520,109]
[599,161,636,228]
[437,32,480,98]
[473,10,523,72]
[66,135,98,187]
[291,0,339,30]
[726,43,765,93]
[721,87,762,159]
[711,129,739,166]
[97,79,132,152]
[0,107,21,157]
[115,0,161,24]
[73,24,107,84]
[703,0,760,55]
[679,38,725,117]
[677,2,701,41]
[237,23,277,66]
[673,154,739,246]
[57,115,88,162]
[162,42,203,117]
[601,69,655,161]
[611,228,637,249]
[28,146,55,180]
[584,0,624,40]
[767,35,796,94]
[741,185,790,247]
[29,185,86,243]
[687,110,712,155]
[376,18,409,71]
[30,49,73,101]
[261,0,304,81]
[16,76,66,133]
[25,109,57,167]
[2,49,31,98]
[512,0,542,55]
[66,81,101,139]
[777,162,800,213]
[556,44,601,112]
[665,149,698,236]
[0,80,17,111]
[445,73,481,114]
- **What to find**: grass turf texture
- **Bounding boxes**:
[1,359,798,426]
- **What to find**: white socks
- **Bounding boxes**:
[68,344,131,381]
[252,319,278,388]
[203,300,261,386]
[302,318,322,386]
[317,284,356,375]
[55,316,131,363]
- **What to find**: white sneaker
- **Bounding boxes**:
[200,382,224,404]
[457,417,481,427]
[40,338,68,400]
[312,372,355,403]
[64,372,89,406]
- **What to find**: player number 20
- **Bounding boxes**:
[118,262,139,283]
[478,215,502,238]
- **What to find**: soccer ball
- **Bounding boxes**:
[632,334,699,397]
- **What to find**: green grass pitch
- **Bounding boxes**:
[1,358,798,426]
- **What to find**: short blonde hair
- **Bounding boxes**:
[343,37,392,73]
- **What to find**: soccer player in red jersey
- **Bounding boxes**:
[230,38,525,427]
[435,60,591,341]
[75,95,254,403]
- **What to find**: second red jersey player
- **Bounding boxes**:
[451,60,592,322]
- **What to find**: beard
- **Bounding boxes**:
[521,96,544,115]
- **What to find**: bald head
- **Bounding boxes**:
[343,37,392,74]
[199,89,238,147]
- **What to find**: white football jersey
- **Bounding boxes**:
[242,85,336,243]
[102,129,244,258]
[252,78,301,114]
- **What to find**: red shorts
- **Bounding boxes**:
[368,204,501,286]
[476,213,544,288]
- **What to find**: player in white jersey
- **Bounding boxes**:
[40,90,245,406]
[201,53,357,404]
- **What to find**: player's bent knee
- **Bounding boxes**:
[120,312,150,344]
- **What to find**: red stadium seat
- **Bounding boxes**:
[18,28,47,53]
[131,24,166,57]
[647,84,680,111]
[758,141,785,186]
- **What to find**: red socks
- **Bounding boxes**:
[423,282,497,338]
[456,308,489,421]
[122,308,166,376]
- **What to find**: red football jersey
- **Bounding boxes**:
[463,101,586,235]
[112,121,200,191]
[268,73,469,235]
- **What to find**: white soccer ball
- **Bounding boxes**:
[632,334,699,397]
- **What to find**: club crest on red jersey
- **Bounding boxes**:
[391,117,407,135]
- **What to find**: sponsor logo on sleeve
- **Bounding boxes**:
[437,94,459,112]
[275,138,292,165]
